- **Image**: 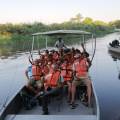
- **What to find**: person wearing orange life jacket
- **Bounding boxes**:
[40,64,63,115]
[32,65,41,80]
[42,64,49,75]
[61,59,73,103]
[44,50,49,63]
[24,59,45,109]
[47,60,53,73]
[31,59,44,91]
[70,52,92,108]
[48,64,62,87]
[53,51,59,60]
[25,64,38,95]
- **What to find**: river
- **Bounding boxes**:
[0,32,120,120]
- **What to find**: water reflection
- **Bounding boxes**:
[108,51,120,80]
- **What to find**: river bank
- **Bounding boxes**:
[0,21,115,56]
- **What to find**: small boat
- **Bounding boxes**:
[108,39,120,54]
[108,45,120,54]
[0,30,99,120]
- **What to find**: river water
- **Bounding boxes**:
[0,32,120,120]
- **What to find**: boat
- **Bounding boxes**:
[108,45,120,54]
[108,39,120,54]
[0,30,99,120]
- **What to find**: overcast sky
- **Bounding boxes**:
[0,0,120,24]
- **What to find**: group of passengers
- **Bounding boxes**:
[25,38,92,115]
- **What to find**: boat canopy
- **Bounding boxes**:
[32,30,91,36]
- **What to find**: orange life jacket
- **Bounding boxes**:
[42,65,49,75]
[48,64,54,74]
[32,65,41,80]
[74,58,88,78]
[61,63,73,81]
[64,64,73,81]
[61,63,67,77]
[49,70,61,87]
[44,73,52,90]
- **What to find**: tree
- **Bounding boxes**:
[94,20,107,26]
[109,20,120,28]
[83,17,93,24]
[70,13,83,23]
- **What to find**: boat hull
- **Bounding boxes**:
[0,81,100,120]
[108,46,120,54]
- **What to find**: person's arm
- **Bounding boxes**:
[29,56,33,65]
[61,40,67,48]
[87,58,91,67]
[81,43,86,52]
[55,41,58,48]
[25,69,29,80]
[63,44,67,48]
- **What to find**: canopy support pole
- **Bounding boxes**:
[82,35,86,48]
[37,35,39,50]
[46,36,48,49]
[32,35,35,57]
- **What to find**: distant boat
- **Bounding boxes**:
[108,39,120,54]
[0,30,99,120]
[108,46,120,53]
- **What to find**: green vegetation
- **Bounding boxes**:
[0,13,119,56]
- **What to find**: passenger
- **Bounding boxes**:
[44,50,49,63]
[55,37,67,50]
[32,59,44,91]
[25,64,38,94]
[24,62,43,110]
[53,51,59,62]
[61,59,73,102]
[42,63,49,76]
[41,64,63,115]
[71,53,92,108]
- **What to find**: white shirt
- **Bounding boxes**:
[55,40,66,49]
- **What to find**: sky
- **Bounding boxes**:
[0,0,120,24]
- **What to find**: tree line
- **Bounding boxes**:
[0,13,119,56]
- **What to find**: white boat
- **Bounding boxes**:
[108,45,120,54]
[0,30,99,120]
[108,39,120,53]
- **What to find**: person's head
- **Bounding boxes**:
[74,54,80,60]
[72,47,75,53]
[75,49,81,54]
[48,58,53,65]
[34,59,39,65]
[58,37,62,42]
[45,49,49,54]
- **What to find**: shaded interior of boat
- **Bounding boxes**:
[1,82,99,120]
